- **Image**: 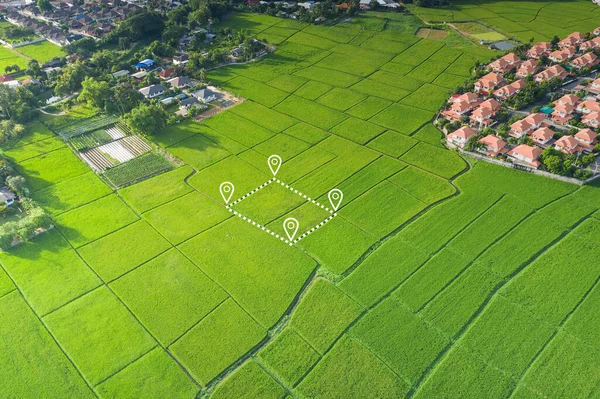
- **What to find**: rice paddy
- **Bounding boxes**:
[2,6,600,399]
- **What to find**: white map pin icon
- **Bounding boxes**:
[283,217,299,242]
[328,188,343,211]
[219,182,234,204]
[268,154,282,176]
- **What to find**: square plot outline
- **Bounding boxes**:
[226,177,337,246]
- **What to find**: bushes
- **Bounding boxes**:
[0,204,52,250]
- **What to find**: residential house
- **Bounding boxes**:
[531,127,555,145]
[139,84,167,99]
[527,42,551,59]
[493,79,526,100]
[589,78,600,95]
[570,52,599,70]
[507,144,542,168]
[580,37,600,51]
[134,59,156,71]
[446,126,476,149]
[534,65,568,83]
[525,112,546,129]
[474,72,504,94]
[516,59,540,78]
[478,134,507,156]
[558,32,585,48]
[577,99,600,114]
[509,119,533,138]
[552,102,576,124]
[548,47,576,63]
[582,111,600,129]
[488,53,521,73]
[229,47,244,57]
[480,98,502,113]
[112,70,130,79]
[191,89,218,103]
[470,106,493,127]
[574,128,598,152]
[21,78,41,86]
[454,92,479,105]
[167,76,193,89]
[554,93,580,107]
[554,135,581,154]
[180,97,199,108]
[159,68,176,79]
[594,26,600,36]
[173,53,189,65]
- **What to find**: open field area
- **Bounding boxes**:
[409,0,600,43]
[2,4,600,399]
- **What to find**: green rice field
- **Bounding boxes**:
[2,5,600,399]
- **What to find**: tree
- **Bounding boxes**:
[26,60,45,81]
[0,120,25,145]
[543,154,562,174]
[106,85,143,115]
[78,77,111,110]
[6,175,27,196]
[37,0,52,12]
[124,103,167,136]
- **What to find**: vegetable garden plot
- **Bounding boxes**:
[230,101,297,133]
[349,79,411,102]
[293,80,333,100]
[266,74,308,93]
[400,83,452,112]
[388,166,456,205]
[16,147,89,192]
[204,111,276,148]
[54,115,117,139]
[369,104,435,135]
[295,65,362,88]
[252,133,310,160]
[221,76,288,108]
[102,153,174,189]
[3,136,65,163]
[330,117,385,145]
[166,134,231,171]
[400,142,467,179]
[366,125,418,158]
[346,96,392,120]
[316,87,367,112]
[274,96,348,131]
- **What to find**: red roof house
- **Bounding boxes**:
[549,47,576,63]
[570,52,599,70]
[582,111,600,129]
[480,98,502,113]
[508,144,542,168]
[478,134,507,156]
[554,135,581,154]
[531,127,555,145]
[534,65,568,83]
[527,42,551,59]
[470,106,493,126]
[474,72,504,94]
[516,60,539,78]
[446,126,476,149]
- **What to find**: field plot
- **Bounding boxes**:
[16,40,66,63]
[4,7,600,399]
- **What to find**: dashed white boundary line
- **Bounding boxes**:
[226,178,337,246]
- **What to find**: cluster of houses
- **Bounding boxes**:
[113,58,219,117]
[443,27,600,171]
[3,0,141,45]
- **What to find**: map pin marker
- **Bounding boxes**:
[283,217,299,242]
[268,154,282,177]
[328,188,343,211]
[219,182,234,204]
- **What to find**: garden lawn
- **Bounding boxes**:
[16,40,66,63]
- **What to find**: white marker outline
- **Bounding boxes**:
[268,154,282,177]
[328,188,343,211]
[219,181,235,204]
[224,178,337,245]
[283,217,299,242]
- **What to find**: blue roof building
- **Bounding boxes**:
[134,59,156,70]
